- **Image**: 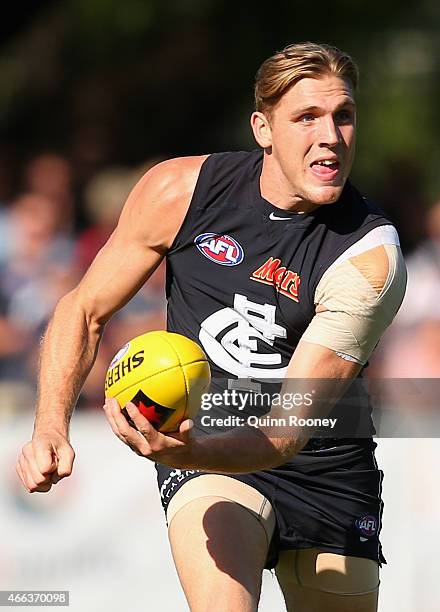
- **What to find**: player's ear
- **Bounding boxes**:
[250,111,272,148]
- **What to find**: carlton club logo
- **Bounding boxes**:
[195,233,244,266]
[251,257,301,302]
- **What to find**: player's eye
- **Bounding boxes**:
[335,109,354,124]
[298,114,316,123]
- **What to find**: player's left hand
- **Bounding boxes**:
[103,398,197,468]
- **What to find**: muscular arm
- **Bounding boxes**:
[185,343,361,471]
[18,155,207,492]
[116,239,406,472]
[115,340,361,472]
[193,242,407,470]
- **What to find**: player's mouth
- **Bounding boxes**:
[309,158,340,181]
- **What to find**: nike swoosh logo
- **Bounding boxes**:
[269,212,291,221]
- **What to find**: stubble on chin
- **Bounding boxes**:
[303,184,343,208]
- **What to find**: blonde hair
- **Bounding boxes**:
[255,42,359,116]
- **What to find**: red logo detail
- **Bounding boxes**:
[138,401,162,427]
[251,257,301,302]
[356,515,378,537]
[195,233,244,266]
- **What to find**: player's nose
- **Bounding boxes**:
[317,115,340,148]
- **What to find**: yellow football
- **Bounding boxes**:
[104,330,211,432]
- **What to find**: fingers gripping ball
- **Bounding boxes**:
[105,331,211,432]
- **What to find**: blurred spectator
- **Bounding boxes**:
[75,165,137,272]
[393,201,440,326]
[369,200,440,380]
[75,158,161,272]
[22,153,75,234]
[1,193,75,326]
[0,147,17,206]
[377,158,427,254]
[0,156,169,412]
[381,320,440,378]
[0,192,77,398]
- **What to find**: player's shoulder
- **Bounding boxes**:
[135,150,258,202]
[151,150,257,178]
[121,155,210,221]
[329,225,402,274]
[151,154,210,178]
[116,156,211,249]
[138,155,210,199]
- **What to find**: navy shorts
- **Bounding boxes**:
[155,438,386,570]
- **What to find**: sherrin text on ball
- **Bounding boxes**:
[105,330,211,432]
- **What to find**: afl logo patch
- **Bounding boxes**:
[109,342,130,368]
[355,515,378,537]
[194,233,244,266]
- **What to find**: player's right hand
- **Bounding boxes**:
[16,431,75,493]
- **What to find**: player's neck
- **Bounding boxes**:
[259,152,319,214]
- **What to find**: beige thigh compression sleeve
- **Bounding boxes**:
[276,548,380,595]
[166,474,276,548]
[301,241,407,364]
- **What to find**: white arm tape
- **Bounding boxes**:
[301,242,407,364]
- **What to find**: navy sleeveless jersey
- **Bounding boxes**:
[166,150,392,443]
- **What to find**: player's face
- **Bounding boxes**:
[253,74,356,211]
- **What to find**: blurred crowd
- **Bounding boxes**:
[0,152,166,414]
[0,150,439,416]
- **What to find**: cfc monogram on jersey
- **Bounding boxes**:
[199,293,287,378]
